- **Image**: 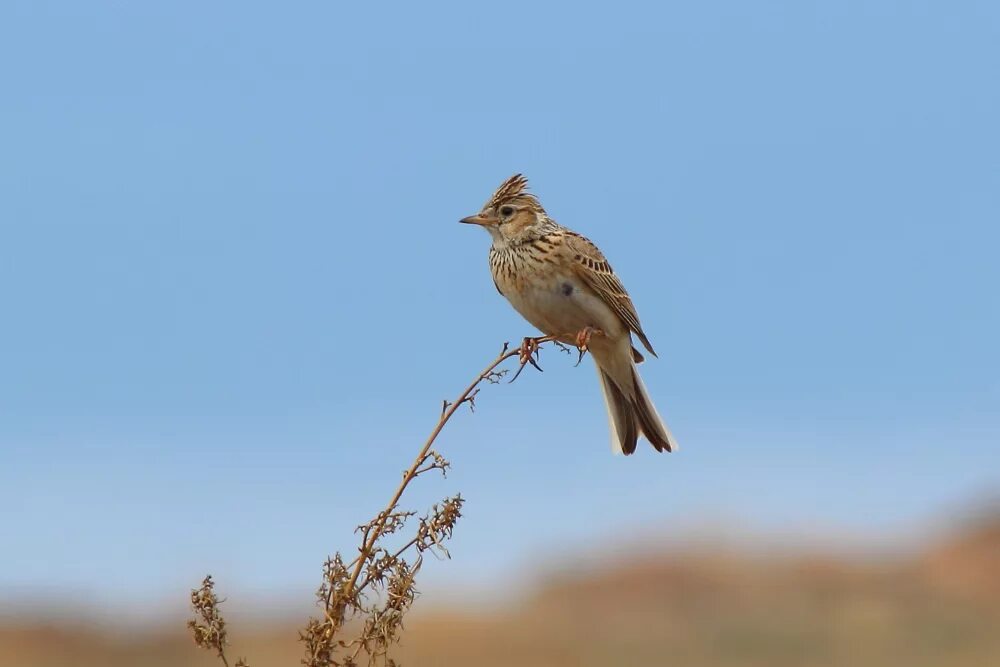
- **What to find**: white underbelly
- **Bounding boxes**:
[503,274,625,342]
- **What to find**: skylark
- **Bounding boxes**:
[460,174,677,455]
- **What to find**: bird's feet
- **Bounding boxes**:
[574,326,604,366]
[518,336,541,365]
[510,336,545,383]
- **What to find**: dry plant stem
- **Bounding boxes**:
[192,335,570,667]
[329,334,560,612]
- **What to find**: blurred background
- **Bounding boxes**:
[2,1,997,665]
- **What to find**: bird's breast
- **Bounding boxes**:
[489,246,624,341]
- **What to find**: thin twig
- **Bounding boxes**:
[328,335,559,613]
[191,335,568,667]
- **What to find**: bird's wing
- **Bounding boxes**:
[562,232,657,356]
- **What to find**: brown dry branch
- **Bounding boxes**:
[188,336,570,667]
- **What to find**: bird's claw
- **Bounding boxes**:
[573,326,603,366]
[509,337,544,383]
[518,336,540,365]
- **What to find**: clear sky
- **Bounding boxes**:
[2,1,997,614]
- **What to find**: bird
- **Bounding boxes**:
[460,174,678,455]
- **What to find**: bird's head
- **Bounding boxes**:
[460,174,549,243]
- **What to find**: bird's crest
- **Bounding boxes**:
[484,173,541,211]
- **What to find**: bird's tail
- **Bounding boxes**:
[596,354,677,455]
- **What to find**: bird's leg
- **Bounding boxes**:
[573,326,604,366]
[509,336,545,383]
[518,336,541,365]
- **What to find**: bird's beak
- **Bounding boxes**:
[459,212,496,226]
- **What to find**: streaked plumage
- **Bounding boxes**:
[460,174,678,455]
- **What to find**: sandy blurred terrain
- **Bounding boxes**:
[2,512,998,667]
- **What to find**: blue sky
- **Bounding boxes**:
[1,1,998,612]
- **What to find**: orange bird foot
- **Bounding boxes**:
[574,326,604,366]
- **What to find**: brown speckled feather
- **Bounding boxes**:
[485,174,530,210]
[562,231,657,357]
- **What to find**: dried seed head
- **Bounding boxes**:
[187,576,231,662]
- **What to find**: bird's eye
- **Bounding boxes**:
[499,205,515,217]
